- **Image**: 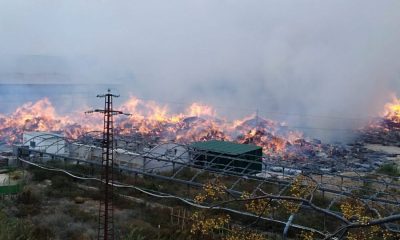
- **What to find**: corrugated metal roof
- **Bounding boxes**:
[190,140,261,155]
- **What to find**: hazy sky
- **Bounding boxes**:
[0,0,399,136]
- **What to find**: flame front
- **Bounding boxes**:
[0,96,307,157]
[3,94,399,158]
[361,93,400,134]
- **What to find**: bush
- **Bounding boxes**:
[65,204,96,222]
[122,227,146,240]
[31,225,55,240]
[17,186,41,205]
[377,163,400,177]
[9,170,23,181]
[15,186,43,217]
[30,168,58,182]
[0,211,37,239]
[51,175,73,190]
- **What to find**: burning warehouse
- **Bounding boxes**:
[190,140,262,174]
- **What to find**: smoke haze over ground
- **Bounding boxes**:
[0,1,399,141]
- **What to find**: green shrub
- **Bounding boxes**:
[0,211,37,240]
[17,186,41,205]
[122,227,146,240]
[65,205,96,222]
[377,163,400,177]
[51,175,73,190]
[30,168,57,182]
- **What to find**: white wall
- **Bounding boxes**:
[23,132,66,155]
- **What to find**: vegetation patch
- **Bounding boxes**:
[377,163,400,177]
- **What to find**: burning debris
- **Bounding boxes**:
[1,94,400,175]
[0,98,94,144]
[0,97,305,156]
[360,94,400,146]
[383,94,400,127]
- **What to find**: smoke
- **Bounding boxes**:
[0,0,399,140]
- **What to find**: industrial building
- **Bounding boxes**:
[69,142,189,172]
[16,132,263,175]
[22,131,68,155]
[16,132,190,173]
[190,140,262,174]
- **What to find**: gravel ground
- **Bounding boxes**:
[365,144,400,155]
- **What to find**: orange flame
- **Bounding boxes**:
[383,94,400,124]
[0,96,305,156]
[187,103,216,118]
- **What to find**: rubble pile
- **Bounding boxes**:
[1,95,400,176]
[359,120,400,147]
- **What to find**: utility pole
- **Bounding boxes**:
[86,89,130,240]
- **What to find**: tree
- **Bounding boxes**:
[189,174,400,240]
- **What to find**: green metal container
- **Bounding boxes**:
[190,140,262,174]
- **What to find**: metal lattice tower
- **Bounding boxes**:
[86,89,130,240]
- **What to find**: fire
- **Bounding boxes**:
[0,96,306,157]
[187,103,216,118]
[361,93,400,134]
[0,98,73,142]
[3,93,399,158]
[383,94,400,124]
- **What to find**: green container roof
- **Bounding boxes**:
[190,140,262,155]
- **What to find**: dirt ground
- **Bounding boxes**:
[365,144,400,164]
[365,144,400,155]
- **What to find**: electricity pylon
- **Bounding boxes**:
[86,89,130,240]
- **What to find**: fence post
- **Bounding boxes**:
[170,208,173,225]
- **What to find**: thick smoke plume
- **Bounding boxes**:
[0,1,399,141]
